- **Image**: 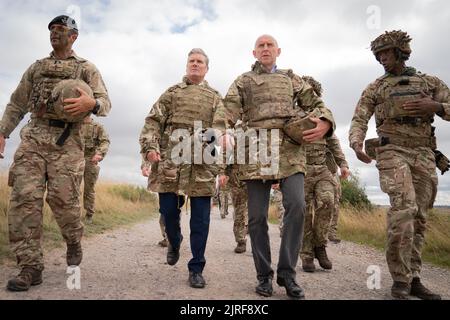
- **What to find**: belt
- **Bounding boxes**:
[48,119,66,129]
[30,118,75,146]
[392,116,430,126]
[380,136,432,148]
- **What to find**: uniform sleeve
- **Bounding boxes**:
[294,74,335,136]
[0,64,34,137]
[327,134,348,168]
[429,76,450,121]
[82,62,111,117]
[139,90,171,157]
[141,159,151,170]
[95,124,110,157]
[349,83,377,149]
[223,76,245,129]
[212,93,227,131]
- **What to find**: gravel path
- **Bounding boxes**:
[1,208,449,300]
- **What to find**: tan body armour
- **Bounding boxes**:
[241,71,295,129]
[28,58,82,120]
[305,139,327,166]
[374,73,434,148]
[169,84,217,129]
[154,83,220,195]
[82,123,99,156]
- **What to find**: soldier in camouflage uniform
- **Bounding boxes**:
[299,77,342,273]
[0,15,111,291]
[139,48,225,289]
[271,186,284,237]
[220,35,335,299]
[221,165,248,253]
[349,30,448,300]
[325,134,350,244]
[81,116,110,224]
[141,160,168,247]
[218,180,231,219]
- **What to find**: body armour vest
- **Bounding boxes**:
[241,71,295,128]
[169,84,217,129]
[28,58,82,119]
[373,71,434,142]
[82,123,97,153]
[374,73,432,123]
[305,139,327,166]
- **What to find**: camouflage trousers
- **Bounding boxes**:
[7,122,85,270]
[376,145,437,283]
[83,157,100,217]
[300,165,337,259]
[219,188,232,218]
[328,173,341,238]
[229,179,248,244]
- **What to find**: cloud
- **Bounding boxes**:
[0,0,449,205]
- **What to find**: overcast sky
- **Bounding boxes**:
[1,0,449,205]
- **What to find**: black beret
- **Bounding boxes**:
[48,15,78,32]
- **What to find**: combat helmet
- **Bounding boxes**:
[370,30,412,61]
[51,79,93,123]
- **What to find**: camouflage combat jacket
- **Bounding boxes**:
[81,121,110,159]
[0,51,111,138]
[139,77,225,197]
[221,62,335,181]
[349,67,450,150]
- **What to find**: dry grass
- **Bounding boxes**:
[0,174,158,263]
[268,201,450,269]
[338,206,450,268]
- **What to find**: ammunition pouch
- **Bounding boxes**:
[434,150,450,175]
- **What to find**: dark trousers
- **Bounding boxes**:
[159,193,211,273]
[246,173,305,280]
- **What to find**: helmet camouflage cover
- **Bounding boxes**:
[51,79,93,122]
[370,30,412,60]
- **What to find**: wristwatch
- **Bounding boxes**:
[92,99,100,115]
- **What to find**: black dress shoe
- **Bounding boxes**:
[255,277,273,297]
[189,272,206,288]
[277,276,305,299]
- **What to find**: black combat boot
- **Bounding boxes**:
[67,242,83,266]
[7,267,43,292]
[410,277,441,300]
[391,281,410,299]
[314,246,332,270]
[234,241,246,254]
